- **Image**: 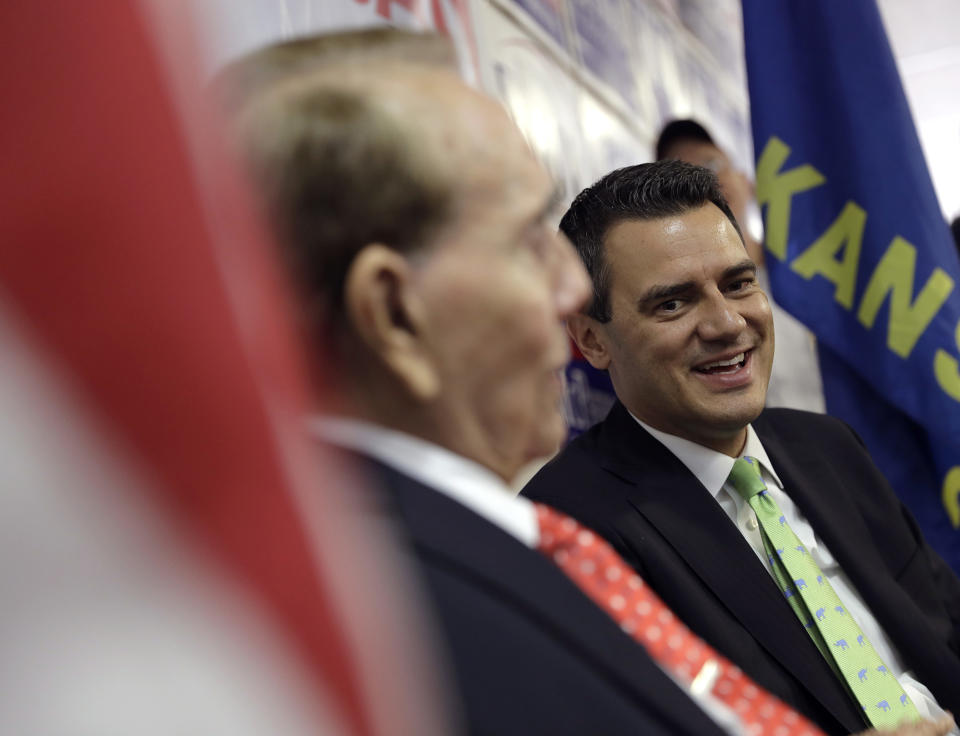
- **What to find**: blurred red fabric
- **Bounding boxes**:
[0,2,374,734]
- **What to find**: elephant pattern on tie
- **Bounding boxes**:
[727,457,921,730]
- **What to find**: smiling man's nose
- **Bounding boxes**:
[697,292,747,342]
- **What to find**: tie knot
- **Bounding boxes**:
[728,456,767,501]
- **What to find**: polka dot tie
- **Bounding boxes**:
[535,503,825,736]
[727,457,920,730]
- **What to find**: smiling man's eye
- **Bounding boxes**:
[659,299,681,312]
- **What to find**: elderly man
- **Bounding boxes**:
[226,31,954,736]
[523,160,960,736]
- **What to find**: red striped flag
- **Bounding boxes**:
[0,2,452,734]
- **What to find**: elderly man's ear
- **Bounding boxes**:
[343,244,441,401]
[566,313,611,371]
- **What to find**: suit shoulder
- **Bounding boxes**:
[756,407,839,426]
[520,427,632,531]
[755,408,859,444]
[524,429,604,490]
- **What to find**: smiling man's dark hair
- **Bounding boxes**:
[559,160,743,322]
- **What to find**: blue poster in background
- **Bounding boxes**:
[510,0,569,50]
[568,0,638,110]
[564,347,614,438]
[742,0,960,571]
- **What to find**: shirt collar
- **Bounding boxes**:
[309,416,539,547]
[628,412,783,499]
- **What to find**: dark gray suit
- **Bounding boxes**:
[522,403,960,735]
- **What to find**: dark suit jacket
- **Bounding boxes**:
[353,452,730,736]
[522,403,960,735]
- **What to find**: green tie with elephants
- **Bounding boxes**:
[727,456,920,729]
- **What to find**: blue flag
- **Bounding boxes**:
[743,0,960,571]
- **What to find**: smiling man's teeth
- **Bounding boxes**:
[699,353,745,372]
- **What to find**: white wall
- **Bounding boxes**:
[879,0,960,221]
[185,0,959,221]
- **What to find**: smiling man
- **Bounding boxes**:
[590,197,773,454]
[523,161,960,736]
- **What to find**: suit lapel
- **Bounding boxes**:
[752,415,884,579]
[365,457,726,736]
[753,414,925,603]
[595,403,865,732]
[755,415,960,701]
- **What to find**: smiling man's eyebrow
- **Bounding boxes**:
[723,259,757,279]
[637,259,757,310]
[638,281,694,309]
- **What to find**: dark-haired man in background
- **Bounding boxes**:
[523,160,960,736]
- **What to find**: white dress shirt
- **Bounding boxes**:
[311,416,745,735]
[311,416,539,545]
[633,415,953,730]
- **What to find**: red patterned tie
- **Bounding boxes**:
[535,503,824,736]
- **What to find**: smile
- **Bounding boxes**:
[695,351,748,375]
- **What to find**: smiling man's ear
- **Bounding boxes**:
[343,244,440,401]
[566,313,611,371]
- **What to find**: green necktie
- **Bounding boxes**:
[727,456,920,729]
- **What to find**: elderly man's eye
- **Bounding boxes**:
[526,229,552,260]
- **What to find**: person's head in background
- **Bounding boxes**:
[656,119,761,265]
[224,30,590,482]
